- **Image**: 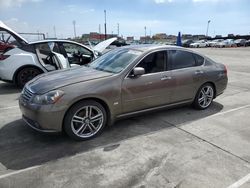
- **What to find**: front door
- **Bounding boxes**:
[121,50,172,113]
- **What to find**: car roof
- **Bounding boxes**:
[29,39,85,45]
[28,39,93,52]
[120,44,184,52]
[116,44,206,58]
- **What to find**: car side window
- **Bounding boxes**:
[169,50,196,70]
[136,51,167,74]
[62,43,92,56]
[61,43,93,65]
[193,54,204,66]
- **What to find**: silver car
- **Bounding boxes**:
[19,45,228,140]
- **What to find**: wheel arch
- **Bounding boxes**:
[62,97,112,132]
[13,65,44,84]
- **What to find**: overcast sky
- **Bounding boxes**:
[0,0,250,39]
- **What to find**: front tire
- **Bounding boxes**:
[64,100,107,141]
[193,83,215,110]
[16,67,41,88]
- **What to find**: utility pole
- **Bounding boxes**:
[73,20,76,38]
[99,24,101,41]
[206,20,211,38]
[117,23,119,37]
[53,25,56,38]
[99,24,101,34]
[37,30,40,40]
[104,10,107,40]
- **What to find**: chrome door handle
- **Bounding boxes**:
[195,70,204,75]
[161,76,172,81]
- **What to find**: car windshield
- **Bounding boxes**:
[88,48,142,73]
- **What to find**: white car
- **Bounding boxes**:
[207,39,224,47]
[215,39,236,48]
[190,40,208,48]
[0,21,117,87]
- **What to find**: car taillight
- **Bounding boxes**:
[0,54,10,61]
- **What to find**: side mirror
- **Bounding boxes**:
[130,67,145,77]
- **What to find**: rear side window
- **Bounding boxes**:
[193,54,204,66]
[169,50,196,70]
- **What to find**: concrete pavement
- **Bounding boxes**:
[0,47,250,188]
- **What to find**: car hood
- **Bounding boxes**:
[93,37,117,53]
[27,66,113,94]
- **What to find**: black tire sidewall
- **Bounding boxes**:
[193,83,214,110]
[64,100,107,141]
[16,67,41,88]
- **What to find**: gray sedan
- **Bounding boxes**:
[19,45,228,140]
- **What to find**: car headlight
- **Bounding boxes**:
[32,90,64,105]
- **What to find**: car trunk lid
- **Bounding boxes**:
[0,21,29,45]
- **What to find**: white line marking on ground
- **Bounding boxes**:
[227,173,250,188]
[0,106,19,110]
[210,104,250,118]
[0,165,41,179]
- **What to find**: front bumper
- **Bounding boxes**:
[19,97,67,132]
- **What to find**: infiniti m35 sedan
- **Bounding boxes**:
[19,45,228,140]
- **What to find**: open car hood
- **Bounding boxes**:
[93,37,117,53]
[0,21,29,45]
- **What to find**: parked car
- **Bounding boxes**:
[190,40,207,48]
[19,45,228,140]
[245,40,250,46]
[215,39,236,48]
[182,39,194,47]
[0,21,116,87]
[207,39,224,47]
[234,39,247,47]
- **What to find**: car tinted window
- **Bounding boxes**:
[194,54,204,66]
[169,50,196,70]
[136,51,167,74]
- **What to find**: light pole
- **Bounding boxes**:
[104,10,107,40]
[144,26,147,43]
[117,23,119,37]
[73,20,76,38]
[53,25,56,38]
[206,20,211,38]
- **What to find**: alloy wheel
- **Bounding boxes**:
[198,85,214,108]
[71,105,104,138]
[17,68,40,87]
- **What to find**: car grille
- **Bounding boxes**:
[22,87,34,101]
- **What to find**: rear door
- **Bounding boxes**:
[168,50,205,103]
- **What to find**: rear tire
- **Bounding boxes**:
[193,83,215,110]
[16,67,41,88]
[64,100,107,141]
